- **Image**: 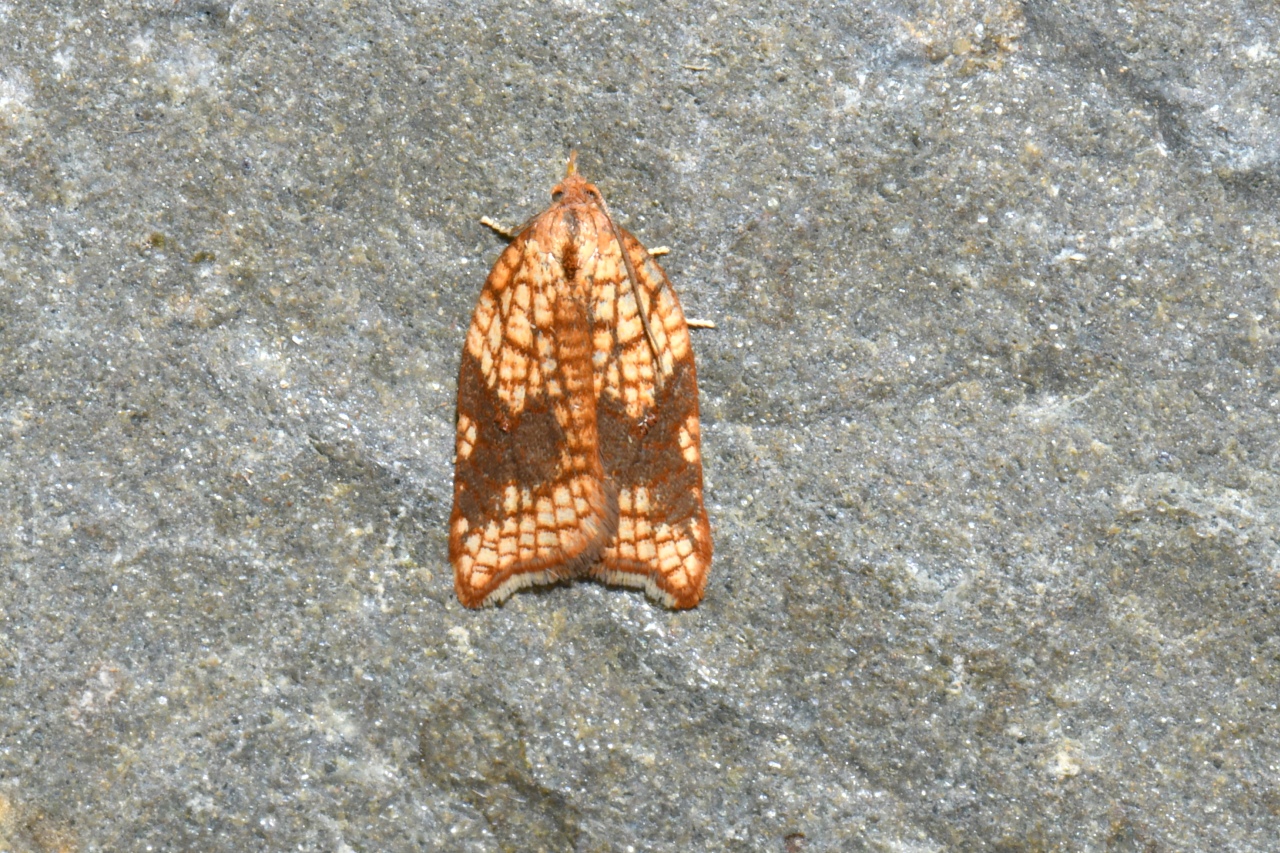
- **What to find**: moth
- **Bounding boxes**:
[449,155,712,608]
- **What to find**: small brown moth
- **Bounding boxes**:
[449,154,712,608]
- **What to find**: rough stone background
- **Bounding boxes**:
[2,0,1278,850]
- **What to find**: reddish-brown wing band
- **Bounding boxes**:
[449,158,711,608]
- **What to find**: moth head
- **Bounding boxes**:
[551,151,600,206]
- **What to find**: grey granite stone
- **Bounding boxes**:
[1,0,1277,850]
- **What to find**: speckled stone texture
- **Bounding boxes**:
[1,1,1277,850]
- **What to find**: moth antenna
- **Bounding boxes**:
[590,188,664,375]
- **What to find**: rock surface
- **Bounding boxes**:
[1,1,1277,850]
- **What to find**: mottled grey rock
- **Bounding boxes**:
[1,0,1277,850]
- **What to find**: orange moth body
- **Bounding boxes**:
[449,156,712,608]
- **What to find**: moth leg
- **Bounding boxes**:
[480,216,519,241]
